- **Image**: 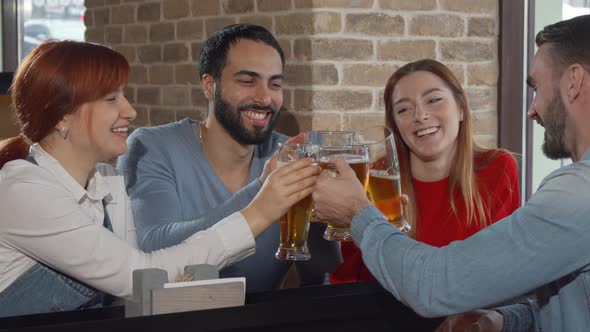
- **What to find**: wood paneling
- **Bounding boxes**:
[0,96,18,139]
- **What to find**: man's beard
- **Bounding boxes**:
[213,84,280,145]
[541,92,569,160]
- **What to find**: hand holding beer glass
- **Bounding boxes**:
[307,131,367,241]
[354,126,411,233]
[318,145,370,241]
[274,142,319,261]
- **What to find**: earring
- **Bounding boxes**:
[58,127,69,139]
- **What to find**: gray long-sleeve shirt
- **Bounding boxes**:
[351,149,590,332]
[118,118,341,293]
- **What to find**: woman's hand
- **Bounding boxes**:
[312,157,371,226]
[243,157,319,237]
[259,133,307,185]
[435,310,504,332]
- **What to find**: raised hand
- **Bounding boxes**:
[259,132,307,185]
[243,157,319,237]
[312,157,371,226]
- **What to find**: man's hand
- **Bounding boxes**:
[259,133,307,185]
[435,310,504,332]
[312,157,371,226]
[243,157,320,237]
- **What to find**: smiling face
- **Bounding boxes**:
[390,70,464,163]
[66,87,137,162]
[210,39,283,145]
[527,44,570,159]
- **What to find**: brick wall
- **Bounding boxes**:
[85,0,498,147]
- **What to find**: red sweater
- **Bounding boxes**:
[330,150,520,284]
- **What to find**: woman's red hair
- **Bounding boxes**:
[0,40,129,168]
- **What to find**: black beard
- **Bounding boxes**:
[541,93,569,160]
[213,83,280,145]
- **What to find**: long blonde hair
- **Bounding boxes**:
[384,59,495,237]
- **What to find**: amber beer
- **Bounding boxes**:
[366,169,406,230]
[278,194,313,259]
[318,154,369,184]
[275,157,315,261]
[319,154,369,239]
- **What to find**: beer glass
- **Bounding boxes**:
[354,126,411,233]
[318,144,370,241]
[274,142,319,261]
[307,131,355,240]
[307,130,354,148]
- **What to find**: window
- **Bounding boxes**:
[563,0,590,19]
[500,0,590,202]
[21,0,86,59]
[528,0,590,194]
[1,0,86,72]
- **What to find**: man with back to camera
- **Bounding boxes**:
[118,24,340,293]
[312,14,590,331]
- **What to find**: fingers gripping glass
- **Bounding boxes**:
[354,126,411,233]
[306,131,362,242]
[318,144,370,241]
[274,142,319,261]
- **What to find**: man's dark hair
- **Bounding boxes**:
[536,14,590,72]
[199,24,285,80]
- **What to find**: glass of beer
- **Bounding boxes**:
[318,144,370,241]
[307,131,354,236]
[274,142,319,261]
[354,126,411,233]
[307,130,354,148]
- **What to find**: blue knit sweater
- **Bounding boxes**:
[117,118,341,293]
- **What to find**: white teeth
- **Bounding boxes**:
[244,111,266,120]
[111,127,128,133]
[417,127,439,137]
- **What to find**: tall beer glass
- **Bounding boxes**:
[275,142,319,261]
[307,131,354,148]
[318,145,370,241]
[307,131,354,238]
[354,126,411,233]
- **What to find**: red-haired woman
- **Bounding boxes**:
[0,41,318,317]
[330,59,520,284]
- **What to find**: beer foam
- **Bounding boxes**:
[369,169,400,180]
[277,161,318,168]
[319,154,369,164]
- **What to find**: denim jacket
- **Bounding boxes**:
[351,150,590,332]
[0,262,110,317]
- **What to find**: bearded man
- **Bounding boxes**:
[118,24,340,293]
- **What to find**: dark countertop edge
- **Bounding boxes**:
[1,72,13,95]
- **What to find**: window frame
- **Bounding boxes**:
[1,1,17,94]
[498,0,535,200]
[2,0,17,73]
